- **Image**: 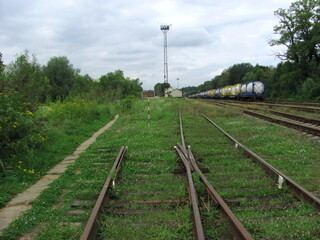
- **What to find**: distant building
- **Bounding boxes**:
[142,90,155,98]
[165,88,182,98]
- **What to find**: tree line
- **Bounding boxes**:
[0,51,143,106]
[182,0,320,100]
[0,51,143,174]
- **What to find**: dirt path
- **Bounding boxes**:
[0,115,119,235]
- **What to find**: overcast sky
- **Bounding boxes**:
[0,0,293,90]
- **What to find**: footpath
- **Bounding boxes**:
[0,115,119,235]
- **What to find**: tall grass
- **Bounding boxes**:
[0,96,117,208]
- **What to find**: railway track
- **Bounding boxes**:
[80,146,193,239]
[176,114,253,240]
[205,100,320,139]
[205,99,320,114]
[79,106,320,239]
[182,111,320,239]
[265,100,320,108]
[235,100,320,114]
[81,115,251,239]
[243,110,320,138]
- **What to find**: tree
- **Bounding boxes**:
[269,0,320,66]
[3,51,50,104]
[44,56,76,101]
[99,70,142,100]
[0,52,4,73]
[228,63,254,84]
[154,82,171,97]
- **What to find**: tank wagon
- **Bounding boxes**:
[190,81,265,100]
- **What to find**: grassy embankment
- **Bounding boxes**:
[1,98,194,240]
[0,98,117,208]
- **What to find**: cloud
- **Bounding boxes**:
[0,0,294,89]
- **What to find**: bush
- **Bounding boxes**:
[120,95,136,112]
[42,97,112,127]
[0,91,46,172]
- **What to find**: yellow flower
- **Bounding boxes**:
[38,134,48,141]
[26,110,33,115]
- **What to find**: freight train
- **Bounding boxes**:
[189,81,266,100]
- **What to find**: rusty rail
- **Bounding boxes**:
[80,146,128,240]
[257,102,320,113]
[176,115,253,240]
[202,114,320,210]
[243,110,320,137]
[206,100,320,127]
[176,114,205,240]
[269,110,320,126]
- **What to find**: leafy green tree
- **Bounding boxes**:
[270,0,320,66]
[154,82,171,96]
[0,52,5,84]
[99,70,142,100]
[44,56,76,101]
[0,52,4,73]
[181,86,197,96]
[154,83,164,96]
[228,63,254,84]
[2,51,50,104]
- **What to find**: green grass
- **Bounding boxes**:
[2,98,319,240]
[179,99,320,239]
[1,99,195,240]
[0,112,114,208]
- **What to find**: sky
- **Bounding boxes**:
[0,0,294,90]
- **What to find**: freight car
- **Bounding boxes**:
[190,81,265,100]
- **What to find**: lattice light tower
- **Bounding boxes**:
[160,25,170,84]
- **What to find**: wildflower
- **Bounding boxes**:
[38,134,49,141]
[26,110,33,115]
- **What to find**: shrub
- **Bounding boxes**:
[0,91,46,172]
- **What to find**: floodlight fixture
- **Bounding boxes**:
[160,25,170,31]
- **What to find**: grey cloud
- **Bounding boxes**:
[0,0,290,90]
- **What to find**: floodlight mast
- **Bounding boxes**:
[160,25,170,84]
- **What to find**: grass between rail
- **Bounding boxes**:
[1,98,319,239]
[180,99,320,239]
[1,98,193,240]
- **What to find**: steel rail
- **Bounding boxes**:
[264,100,320,108]
[186,146,254,240]
[81,146,128,240]
[177,113,205,240]
[222,102,320,127]
[208,99,320,113]
[243,110,320,137]
[177,115,253,240]
[202,114,320,210]
[175,147,205,240]
[256,103,320,113]
[269,110,320,126]
[205,100,320,127]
